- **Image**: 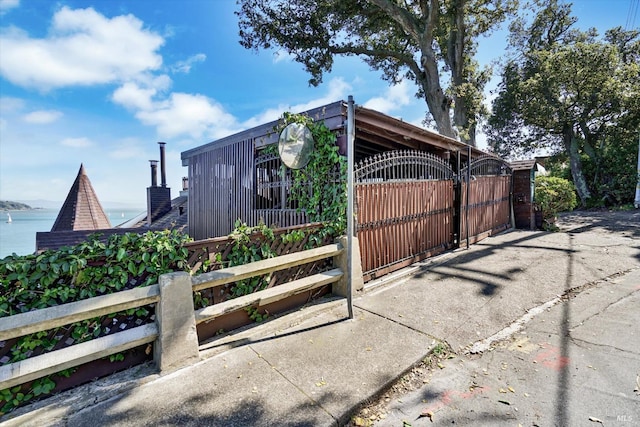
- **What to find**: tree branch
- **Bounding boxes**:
[366,0,421,40]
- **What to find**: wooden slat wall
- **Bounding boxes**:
[460,175,511,244]
[356,180,454,281]
[188,140,310,240]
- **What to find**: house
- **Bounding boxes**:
[181,99,487,240]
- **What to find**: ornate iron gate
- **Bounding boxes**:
[459,155,513,246]
[355,151,456,281]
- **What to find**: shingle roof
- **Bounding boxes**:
[51,164,112,232]
[120,195,188,232]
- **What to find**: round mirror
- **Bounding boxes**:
[278,122,314,169]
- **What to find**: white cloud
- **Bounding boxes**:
[112,82,158,111]
[22,109,63,124]
[273,49,293,64]
[171,53,206,73]
[111,76,351,143]
[0,0,19,14]
[242,77,352,128]
[110,145,146,160]
[0,96,25,113]
[137,92,239,140]
[363,80,412,114]
[0,6,164,90]
[60,137,92,148]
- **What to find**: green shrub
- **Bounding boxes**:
[535,176,578,221]
[0,230,192,414]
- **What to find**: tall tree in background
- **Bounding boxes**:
[237,0,517,146]
[487,0,640,205]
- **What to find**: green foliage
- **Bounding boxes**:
[487,0,640,205]
[1,230,191,317]
[0,230,192,413]
[237,0,517,145]
[275,111,347,239]
[245,306,268,323]
[535,176,578,222]
[227,220,277,298]
[543,137,639,207]
[221,217,334,324]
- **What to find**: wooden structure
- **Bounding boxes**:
[36,144,188,253]
[181,100,485,240]
[181,99,512,282]
[511,160,538,230]
[0,241,348,390]
[50,164,111,232]
[355,151,512,281]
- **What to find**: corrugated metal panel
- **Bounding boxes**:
[181,101,347,166]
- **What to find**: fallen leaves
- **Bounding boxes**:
[419,409,434,421]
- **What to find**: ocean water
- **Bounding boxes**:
[0,208,145,259]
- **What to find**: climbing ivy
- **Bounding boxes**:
[227,220,277,298]
[274,111,348,238]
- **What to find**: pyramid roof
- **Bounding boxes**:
[51,164,112,232]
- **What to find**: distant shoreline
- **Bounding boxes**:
[0,201,34,211]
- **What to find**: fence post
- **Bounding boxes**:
[333,235,364,297]
[154,272,200,372]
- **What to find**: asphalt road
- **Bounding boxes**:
[371,268,639,427]
[358,209,640,427]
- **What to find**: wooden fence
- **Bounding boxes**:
[356,180,454,280]
[0,241,353,391]
[459,156,513,246]
[460,176,512,246]
[355,151,512,282]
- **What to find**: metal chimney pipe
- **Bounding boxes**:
[149,160,158,187]
[159,142,167,187]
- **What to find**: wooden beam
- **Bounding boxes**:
[0,285,160,341]
[0,324,157,390]
[191,243,343,292]
[355,111,468,155]
[195,268,343,324]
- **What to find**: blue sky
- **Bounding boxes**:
[0,0,636,208]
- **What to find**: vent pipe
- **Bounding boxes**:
[149,160,158,187]
[159,142,167,187]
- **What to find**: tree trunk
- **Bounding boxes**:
[419,51,457,139]
[563,124,591,205]
[448,0,476,147]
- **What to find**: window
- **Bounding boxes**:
[254,148,299,210]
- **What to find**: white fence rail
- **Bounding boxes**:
[0,240,359,391]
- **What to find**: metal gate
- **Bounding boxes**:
[355,151,513,282]
[459,156,513,246]
[355,151,456,282]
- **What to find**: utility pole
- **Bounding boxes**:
[635,131,640,209]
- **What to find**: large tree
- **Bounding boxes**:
[486,0,640,205]
[236,0,517,146]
